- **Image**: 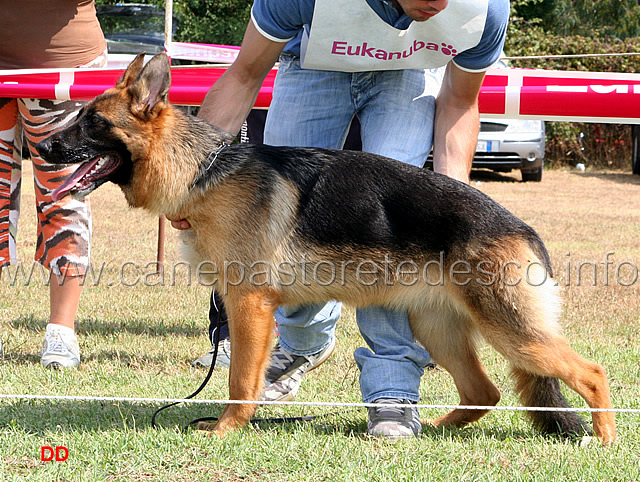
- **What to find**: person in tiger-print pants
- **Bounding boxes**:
[0,0,107,368]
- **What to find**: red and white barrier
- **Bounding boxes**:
[2,58,640,123]
[0,66,273,108]
[481,67,640,124]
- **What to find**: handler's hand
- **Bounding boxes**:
[167,216,191,230]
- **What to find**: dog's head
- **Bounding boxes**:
[36,53,172,201]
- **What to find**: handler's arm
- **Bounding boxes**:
[197,20,286,136]
[432,63,486,184]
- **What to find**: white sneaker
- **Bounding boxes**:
[41,324,80,369]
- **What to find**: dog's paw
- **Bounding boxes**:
[193,421,220,438]
[194,421,231,438]
[195,421,217,431]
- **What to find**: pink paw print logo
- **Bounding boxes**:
[441,43,457,57]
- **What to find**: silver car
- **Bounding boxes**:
[474,117,546,182]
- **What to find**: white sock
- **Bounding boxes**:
[46,323,75,336]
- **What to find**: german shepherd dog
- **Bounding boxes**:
[37,53,615,444]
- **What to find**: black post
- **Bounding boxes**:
[632,125,640,175]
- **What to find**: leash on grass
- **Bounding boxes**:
[150,307,221,430]
[151,299,347,431]
[184,410,349,431]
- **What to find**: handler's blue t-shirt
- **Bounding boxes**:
[251,0,509,72]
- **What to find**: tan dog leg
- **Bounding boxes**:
[426,341,501,428]
[410,309,501,429]
[200,290,278,437]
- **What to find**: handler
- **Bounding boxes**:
[181,0,509,438]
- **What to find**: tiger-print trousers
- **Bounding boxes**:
[0,53,106,277]
[0,97,91,277]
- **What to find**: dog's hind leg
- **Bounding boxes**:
[507,341,615,444]
[463,267,616,445]
[409,308,501,429]
[205,289,279,438]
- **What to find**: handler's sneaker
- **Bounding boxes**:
[367,398,421,439]
[192,338,231,369]
[261,337,336,402]
[41,324,80,369]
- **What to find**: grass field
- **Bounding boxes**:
[1,162,639,481]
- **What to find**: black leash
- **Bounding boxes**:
[183,411,348,432]
[152,299,347,431]
[150,308,221,429]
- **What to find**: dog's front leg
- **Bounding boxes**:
[209,289,278,437]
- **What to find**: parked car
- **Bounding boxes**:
[96,3,175,68]
[473,117,546,182]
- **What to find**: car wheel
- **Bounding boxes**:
[521,166,543,182]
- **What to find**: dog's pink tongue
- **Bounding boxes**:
[52,158,100,202]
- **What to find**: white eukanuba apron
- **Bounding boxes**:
[300,0,489,72]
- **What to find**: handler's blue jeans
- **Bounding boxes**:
[265,56,443,403]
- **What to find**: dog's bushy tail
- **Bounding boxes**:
[512,368,593,437]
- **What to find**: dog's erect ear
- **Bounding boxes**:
[127,53,172,120]
[116,52,147,90]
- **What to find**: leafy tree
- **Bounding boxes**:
[174,0,252,46]
[95,0,252,46]
[514,0,640,39]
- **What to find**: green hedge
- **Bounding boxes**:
[173,0,251,46]
[505,23,639,170]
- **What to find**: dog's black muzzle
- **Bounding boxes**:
[35,136,60,164]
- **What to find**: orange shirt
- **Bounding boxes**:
[0,0,106,69]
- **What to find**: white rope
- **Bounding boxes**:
[1,393,639,414]
[503,52,640,60]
